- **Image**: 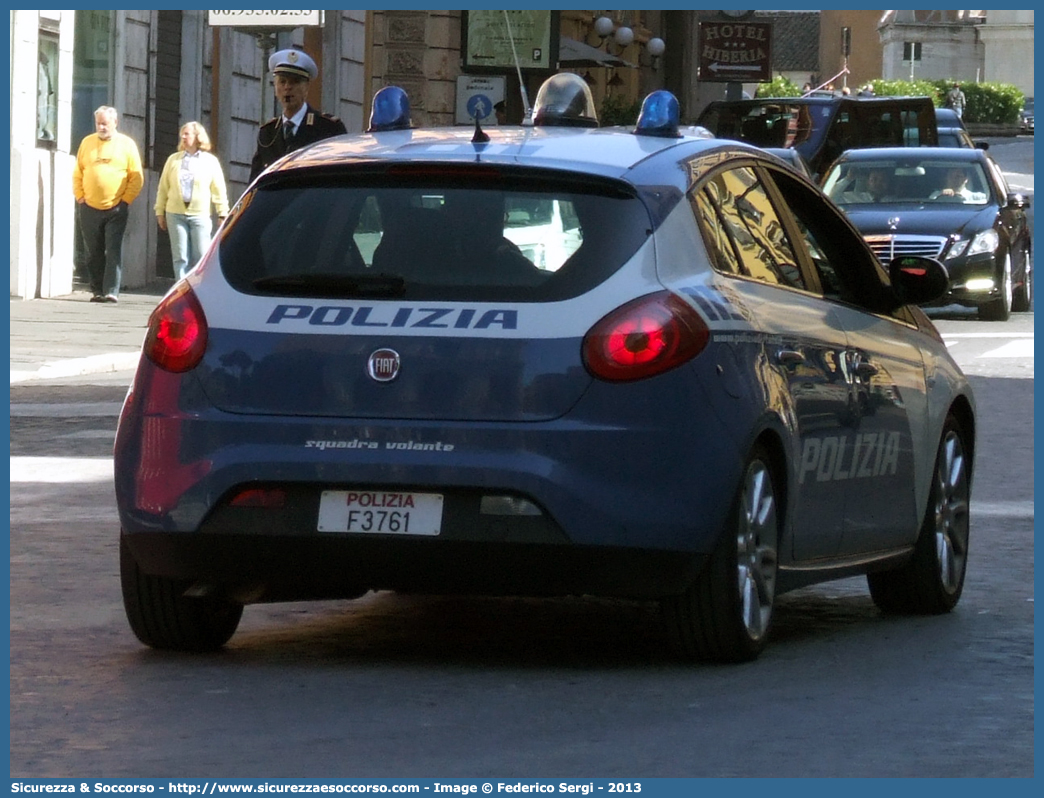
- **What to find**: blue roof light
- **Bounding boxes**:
[634,91,681,138]
[368,86,412,133]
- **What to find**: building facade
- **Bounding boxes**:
[819,10,887,91]
[879,9,1034,94]
[10,10,367,300]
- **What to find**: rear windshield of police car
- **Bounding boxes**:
[219,168,652,302]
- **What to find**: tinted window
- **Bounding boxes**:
[766,167,895,313]
[691,190,743,276]
[503,196,582,271]
[697,166,807,290]
[699,98,936,178]
[937,129,973,148]
[219,171,651,301]
[698,102,816,152]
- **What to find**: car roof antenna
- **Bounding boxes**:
[502,10,533,125]
[471,115,490,144]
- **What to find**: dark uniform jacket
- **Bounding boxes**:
[249,104,347,181]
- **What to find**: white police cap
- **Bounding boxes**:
[269,48,317,80]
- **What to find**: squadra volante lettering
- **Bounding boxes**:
[305,439,454,452]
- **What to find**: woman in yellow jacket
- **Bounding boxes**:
[155,122,230,279]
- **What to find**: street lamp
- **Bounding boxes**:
[646,36,665,70]
[593,14,666,67]
[613,26,634,48]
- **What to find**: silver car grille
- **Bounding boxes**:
[863,235,948,262]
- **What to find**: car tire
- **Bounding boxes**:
[1012,248,1032,312]
[867,415,970,615]
[120,534,243,652]
[979,253,1012,321]
[663,446,780,663]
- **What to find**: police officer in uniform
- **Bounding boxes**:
[249,48,347,181]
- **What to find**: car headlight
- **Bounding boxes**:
[947,230,998,260]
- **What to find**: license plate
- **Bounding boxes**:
[317,490,443,535]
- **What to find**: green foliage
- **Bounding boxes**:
[867,78,942,104]
[755,75,801,98]
[872,78,1024,124]
[599,94,642,127]
[931,80,1023,124]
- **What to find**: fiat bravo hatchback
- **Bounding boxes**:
[116,76,976,662]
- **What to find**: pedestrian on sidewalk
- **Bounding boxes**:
[72,105,144,303]
[249,48,346,181]
[155,121,230,279]
[945,82,967,120]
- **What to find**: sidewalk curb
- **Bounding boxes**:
[10,352,142,384]
[10,286,161,385]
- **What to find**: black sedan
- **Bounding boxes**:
[821,147,1032,320]
[935,106,966,131]
[937,126,988,150]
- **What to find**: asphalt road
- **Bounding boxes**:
[8,365,1034,777]
[9,137,1034,779]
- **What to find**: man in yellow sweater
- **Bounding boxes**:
[72,106,144,302]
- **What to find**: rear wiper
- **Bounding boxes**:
[252,273,406,298]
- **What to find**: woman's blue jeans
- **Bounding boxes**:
[166,212,213,279]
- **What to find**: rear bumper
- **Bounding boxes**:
[122,531,706,602]
[116,412,740,548]
[115,357,747,600]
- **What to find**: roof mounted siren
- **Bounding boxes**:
[532,73,599,128]
[367,86,412,133]
[634,90,681,138]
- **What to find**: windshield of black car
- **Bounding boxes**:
[822,159,991,207]
[219,169,652,301]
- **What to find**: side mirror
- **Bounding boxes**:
[974,141,990,150]
[1007,192,1031,209]
[888,256,950,307]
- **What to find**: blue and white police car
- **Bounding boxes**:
[115,74,976,662]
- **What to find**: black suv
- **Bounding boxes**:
[697,95,939,177]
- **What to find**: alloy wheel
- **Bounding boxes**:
[735,460,778,641]
[933,430,970,595]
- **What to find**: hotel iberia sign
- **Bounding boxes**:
[698,20,773,83]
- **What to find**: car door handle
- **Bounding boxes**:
[775,348,806,367]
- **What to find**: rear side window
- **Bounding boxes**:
[698,102,814,150]
[852,106,905,147]
[692,190,743,276]
[694,166,807,291]
[219,171,650,301]
[845,102,937,148]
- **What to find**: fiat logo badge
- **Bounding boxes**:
[367,348,401,382]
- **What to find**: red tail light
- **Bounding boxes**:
[583,292,709,382]
[229,488,287,508]
[143,283,208,373]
